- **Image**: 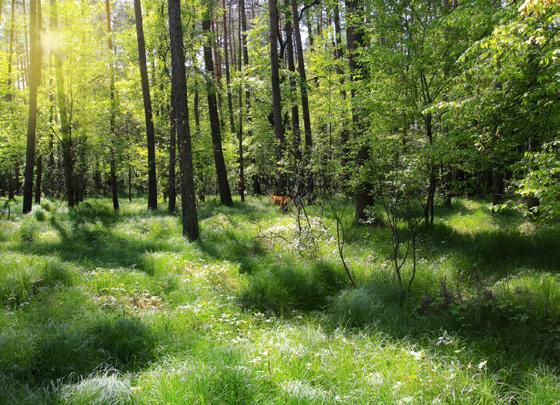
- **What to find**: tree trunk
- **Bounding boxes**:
[268,0,287,195]
[202,0,233,206]
[284,0,301,193]
[168,0,199,241]
[222,0,235,133]
[133,0,158,210]
[34,155,42,203]
[22,0,41,214]
[424,113,436,225]
[346,0,373,222]
[51,0,75,208]
[291,0,313,198]
[492,168,505,205]
[6,0,15,99]
[168,86,177,212]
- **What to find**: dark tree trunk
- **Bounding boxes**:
[202,1,233,206]
[492,168,505,205]
[34,155,42,204]
[268,0,287,195]
[168,0,199,241]
[290,0,313,197]
[168,86,177,212]
[105,0,119,210]
[22,0,41,214]
[51,0,75,208]
[128,166,133,202]
[236,0,245,201]
[284,0,301,193]
[424,113,436,226]
[346,0,373,222]
[222,0,235,133]
[133,0,158,210]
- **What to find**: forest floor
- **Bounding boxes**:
[0,196,559,404]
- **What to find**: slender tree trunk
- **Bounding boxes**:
[133,0,158,210]
[128,166,132,201]
[268,0,287,195]
[168,0,199,240]
[203,0,233,206]
[492,168,505,205]
[22,0,41,214]
[346,0,373,222]
[236,1,245,201]
[240,0,255,196]
[168,86,177,212]
[6,0,15,99]
[51,0,75,207]
[105,0,119,210]
[284,0,301,192]
[34,156,42,203]
[291,0,313,197]
[222,0,235,133]
[333,0,350,172]
[424,112,436,225]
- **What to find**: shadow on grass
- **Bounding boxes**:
[15,205,181,274]
[421,222,560,277]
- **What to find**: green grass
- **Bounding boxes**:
[0,196,559,404]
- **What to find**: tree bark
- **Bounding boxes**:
[222,0,235,133]
[284,0,301,193]
[168,86,177,212]
[345,0,373,222]
[168,0,199,240]
[6,0,15,99]
[105,0,119,210]
[22,0,41,214]
[133,0,158,210]
[268,0,287,195]
[34,155,42,203]
[51,0,75,208]
[202,0,233,206]
[290,0,313,198]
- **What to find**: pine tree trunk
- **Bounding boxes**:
[51,0,75,208]
[105,0,119,210]
[291,0,313,198]
[133,0,158,210]
[22,0,41,214]
[168,0,199,241]
[284,0,302,194]
[346,0,373,223]
[168,86,177,212]
[34,155,42,203]
[268,0,287,195]
[203,0,233,206]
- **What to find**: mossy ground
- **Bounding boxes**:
[0,196,559,404]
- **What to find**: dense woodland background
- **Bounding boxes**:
[0,0,558,227]
[0,0,560,403]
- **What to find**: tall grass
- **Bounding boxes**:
[0,196,558,403]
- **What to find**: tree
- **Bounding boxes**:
[290,0,313,197]
[105,0,119,210]
[51,0,74,208]
[268,0,287,195]
[22,0,41,214]
[168,0,199,240]
[345,0,373,222]
[202,0,233,206]
[133,0,158,210]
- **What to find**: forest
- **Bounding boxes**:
[0,0,559,402]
